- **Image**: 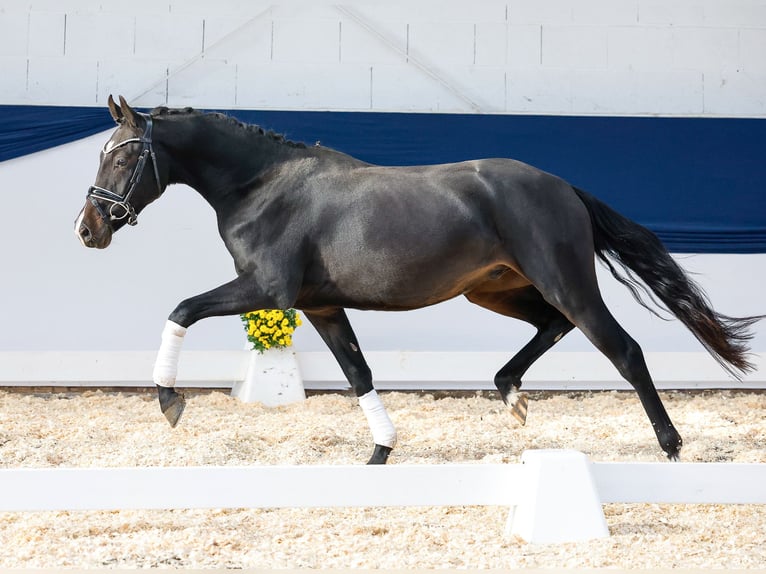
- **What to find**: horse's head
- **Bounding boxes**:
[75,95,164,248]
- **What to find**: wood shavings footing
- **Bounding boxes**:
[0,389,764,569]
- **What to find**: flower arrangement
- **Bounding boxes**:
[241,308,302,352]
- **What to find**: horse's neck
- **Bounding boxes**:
[162,118,296,208]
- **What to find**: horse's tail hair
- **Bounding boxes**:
[573,186,763,379]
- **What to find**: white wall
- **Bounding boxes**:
[0,1,763,378]
[0,1,764,115]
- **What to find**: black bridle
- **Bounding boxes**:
[87,113,162,227]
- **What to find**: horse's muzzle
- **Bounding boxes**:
[75,212,112,249]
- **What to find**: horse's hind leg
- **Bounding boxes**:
[303,307,396,464]
[576,305,682,458]
[465,285,574,423]
[575,305,682,459]
[525,255,683,459]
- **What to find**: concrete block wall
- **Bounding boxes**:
[0,0,764,115]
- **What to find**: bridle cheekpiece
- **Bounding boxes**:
[86,113,162,227]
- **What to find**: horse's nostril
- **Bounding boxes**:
[79,224,91,240]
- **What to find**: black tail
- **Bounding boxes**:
[573,187,763,378]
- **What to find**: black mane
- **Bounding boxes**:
[149,106,307,149]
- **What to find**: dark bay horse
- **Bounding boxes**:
[75,96,761,463]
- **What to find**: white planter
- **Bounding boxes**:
[231,347,305,406]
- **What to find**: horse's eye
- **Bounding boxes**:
[115,157,127,168]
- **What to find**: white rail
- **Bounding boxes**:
[1,451,764,544]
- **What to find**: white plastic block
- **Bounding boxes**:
[65,13,135,58]
[232,348,305,407]
[506,450,609,544]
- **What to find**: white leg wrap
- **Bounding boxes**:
[152,320,187,388]
[358,389,397,448]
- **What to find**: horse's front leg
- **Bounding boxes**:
[154,274,289,427]
[154,320,188,427]
[304,307,396,464]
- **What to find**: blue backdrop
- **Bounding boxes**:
[2,105,763,253]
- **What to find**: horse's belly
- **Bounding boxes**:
[300,253,524,312]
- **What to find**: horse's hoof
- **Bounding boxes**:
[162,398,185,428]
[506,391,528,426]
[665,442,682,462]
[367,444,392,465]
[157,386,186,428]
[661,429,683,461]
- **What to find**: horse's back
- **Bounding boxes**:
[294,155,594,310]
[417,158,595,264]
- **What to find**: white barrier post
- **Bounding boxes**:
[506,449,609,544]
[231,348,306,406]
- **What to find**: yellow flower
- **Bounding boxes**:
[241,308,302,352]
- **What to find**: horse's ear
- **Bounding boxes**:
[108,94,124,124]
[118,95,142,128]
